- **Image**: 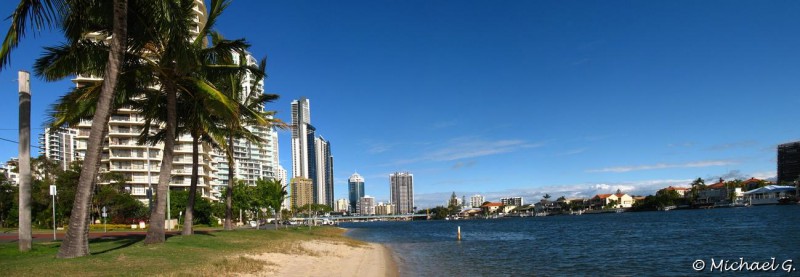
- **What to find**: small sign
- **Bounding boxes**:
[102,206,107,213]
[49,185,57,196]
[102,212,107,218]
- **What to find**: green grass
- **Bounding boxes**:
[0,226,360,276]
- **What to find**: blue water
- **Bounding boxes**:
[341,205,800,276]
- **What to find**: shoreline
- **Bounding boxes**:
[244,228,399,276]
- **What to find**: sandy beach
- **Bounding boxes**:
[244,239,398,277]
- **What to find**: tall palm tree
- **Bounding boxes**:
[211,50,288,231]
[139,0,244,243]
[5,0,159,258]
[32,0,194,248]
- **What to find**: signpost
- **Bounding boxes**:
[49,185,56,241]
[102,206,108,233]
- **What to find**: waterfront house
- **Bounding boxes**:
[661,186,690,197]
[698,178,729,205]
[742,177,767,191]
[743,185,797,205]
[481,202,503,214]
[591,193,634,209]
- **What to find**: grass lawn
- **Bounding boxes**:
[0,226,361,276]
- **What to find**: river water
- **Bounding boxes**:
[341,205,800,276]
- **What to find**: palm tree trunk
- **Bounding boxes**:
[57,0,127,258]
[17,71,31,251]
[182,132,199,235]
[224,135,234,230]
[144,86,176,244]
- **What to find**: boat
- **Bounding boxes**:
[660,205,676,211]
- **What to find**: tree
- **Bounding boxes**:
[0,175,16,228]
[258,179,287,230]
[690,178,706,203]
[214,55,285,230]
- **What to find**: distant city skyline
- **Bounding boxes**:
[1,1,799,208]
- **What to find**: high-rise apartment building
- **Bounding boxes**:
[778,141,800,184]
[501,197,524,207]
[314,137,333,206]
[56,1,282,204]
[290,97,333,207]
[357,195,376,215]
[390,172,414,214]
[291,97,313,179]
[348,173,365,212]
[38,127,77,171]
[290,177,314,209]
[212,52,282,197]
[470,194,485,208]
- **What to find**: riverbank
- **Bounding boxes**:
[245,237,397,276]
[0,226,397,276]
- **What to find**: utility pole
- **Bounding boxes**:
[18,71,32,251]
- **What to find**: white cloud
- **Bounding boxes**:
[412,178,694,208]
[586,160,737,173]
[383,137,545,166]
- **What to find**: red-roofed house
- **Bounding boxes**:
[698,178,730,204]
[661,186,690,197]
[591,193,634,209]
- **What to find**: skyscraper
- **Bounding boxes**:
[315,137,334,206]
[778,141,800,184]
[348,173,365,212]
[290,97,333,207]
[291,97,313,179]
[390,172,414,214]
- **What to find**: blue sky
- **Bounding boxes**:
[1,1,799,208]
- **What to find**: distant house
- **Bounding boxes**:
[698,178,729,205]
[661,186,690,197]
[480,202,503,214]
[591,193,634,209]
[742,177,766,191]
[458,208,483,218]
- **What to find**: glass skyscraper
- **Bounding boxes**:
[348,173,365,213]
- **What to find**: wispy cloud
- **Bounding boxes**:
[556,148,586,156]
[706,140,757,151]
[586,159,737,173]
[452,160,476,170]
[383,137,545,166]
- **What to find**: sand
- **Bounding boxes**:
[243,240,398,277]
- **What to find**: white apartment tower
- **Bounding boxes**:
[38,127,77,171]
[291,97,312,179]
[212,52,282,197]
[390,172,414,214]
[470,194,485,208]
[69,0,220,202]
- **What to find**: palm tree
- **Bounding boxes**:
[257,178,286,230]
[5,0,165,258]
[136,0,251,242]
[214,54,286,230]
